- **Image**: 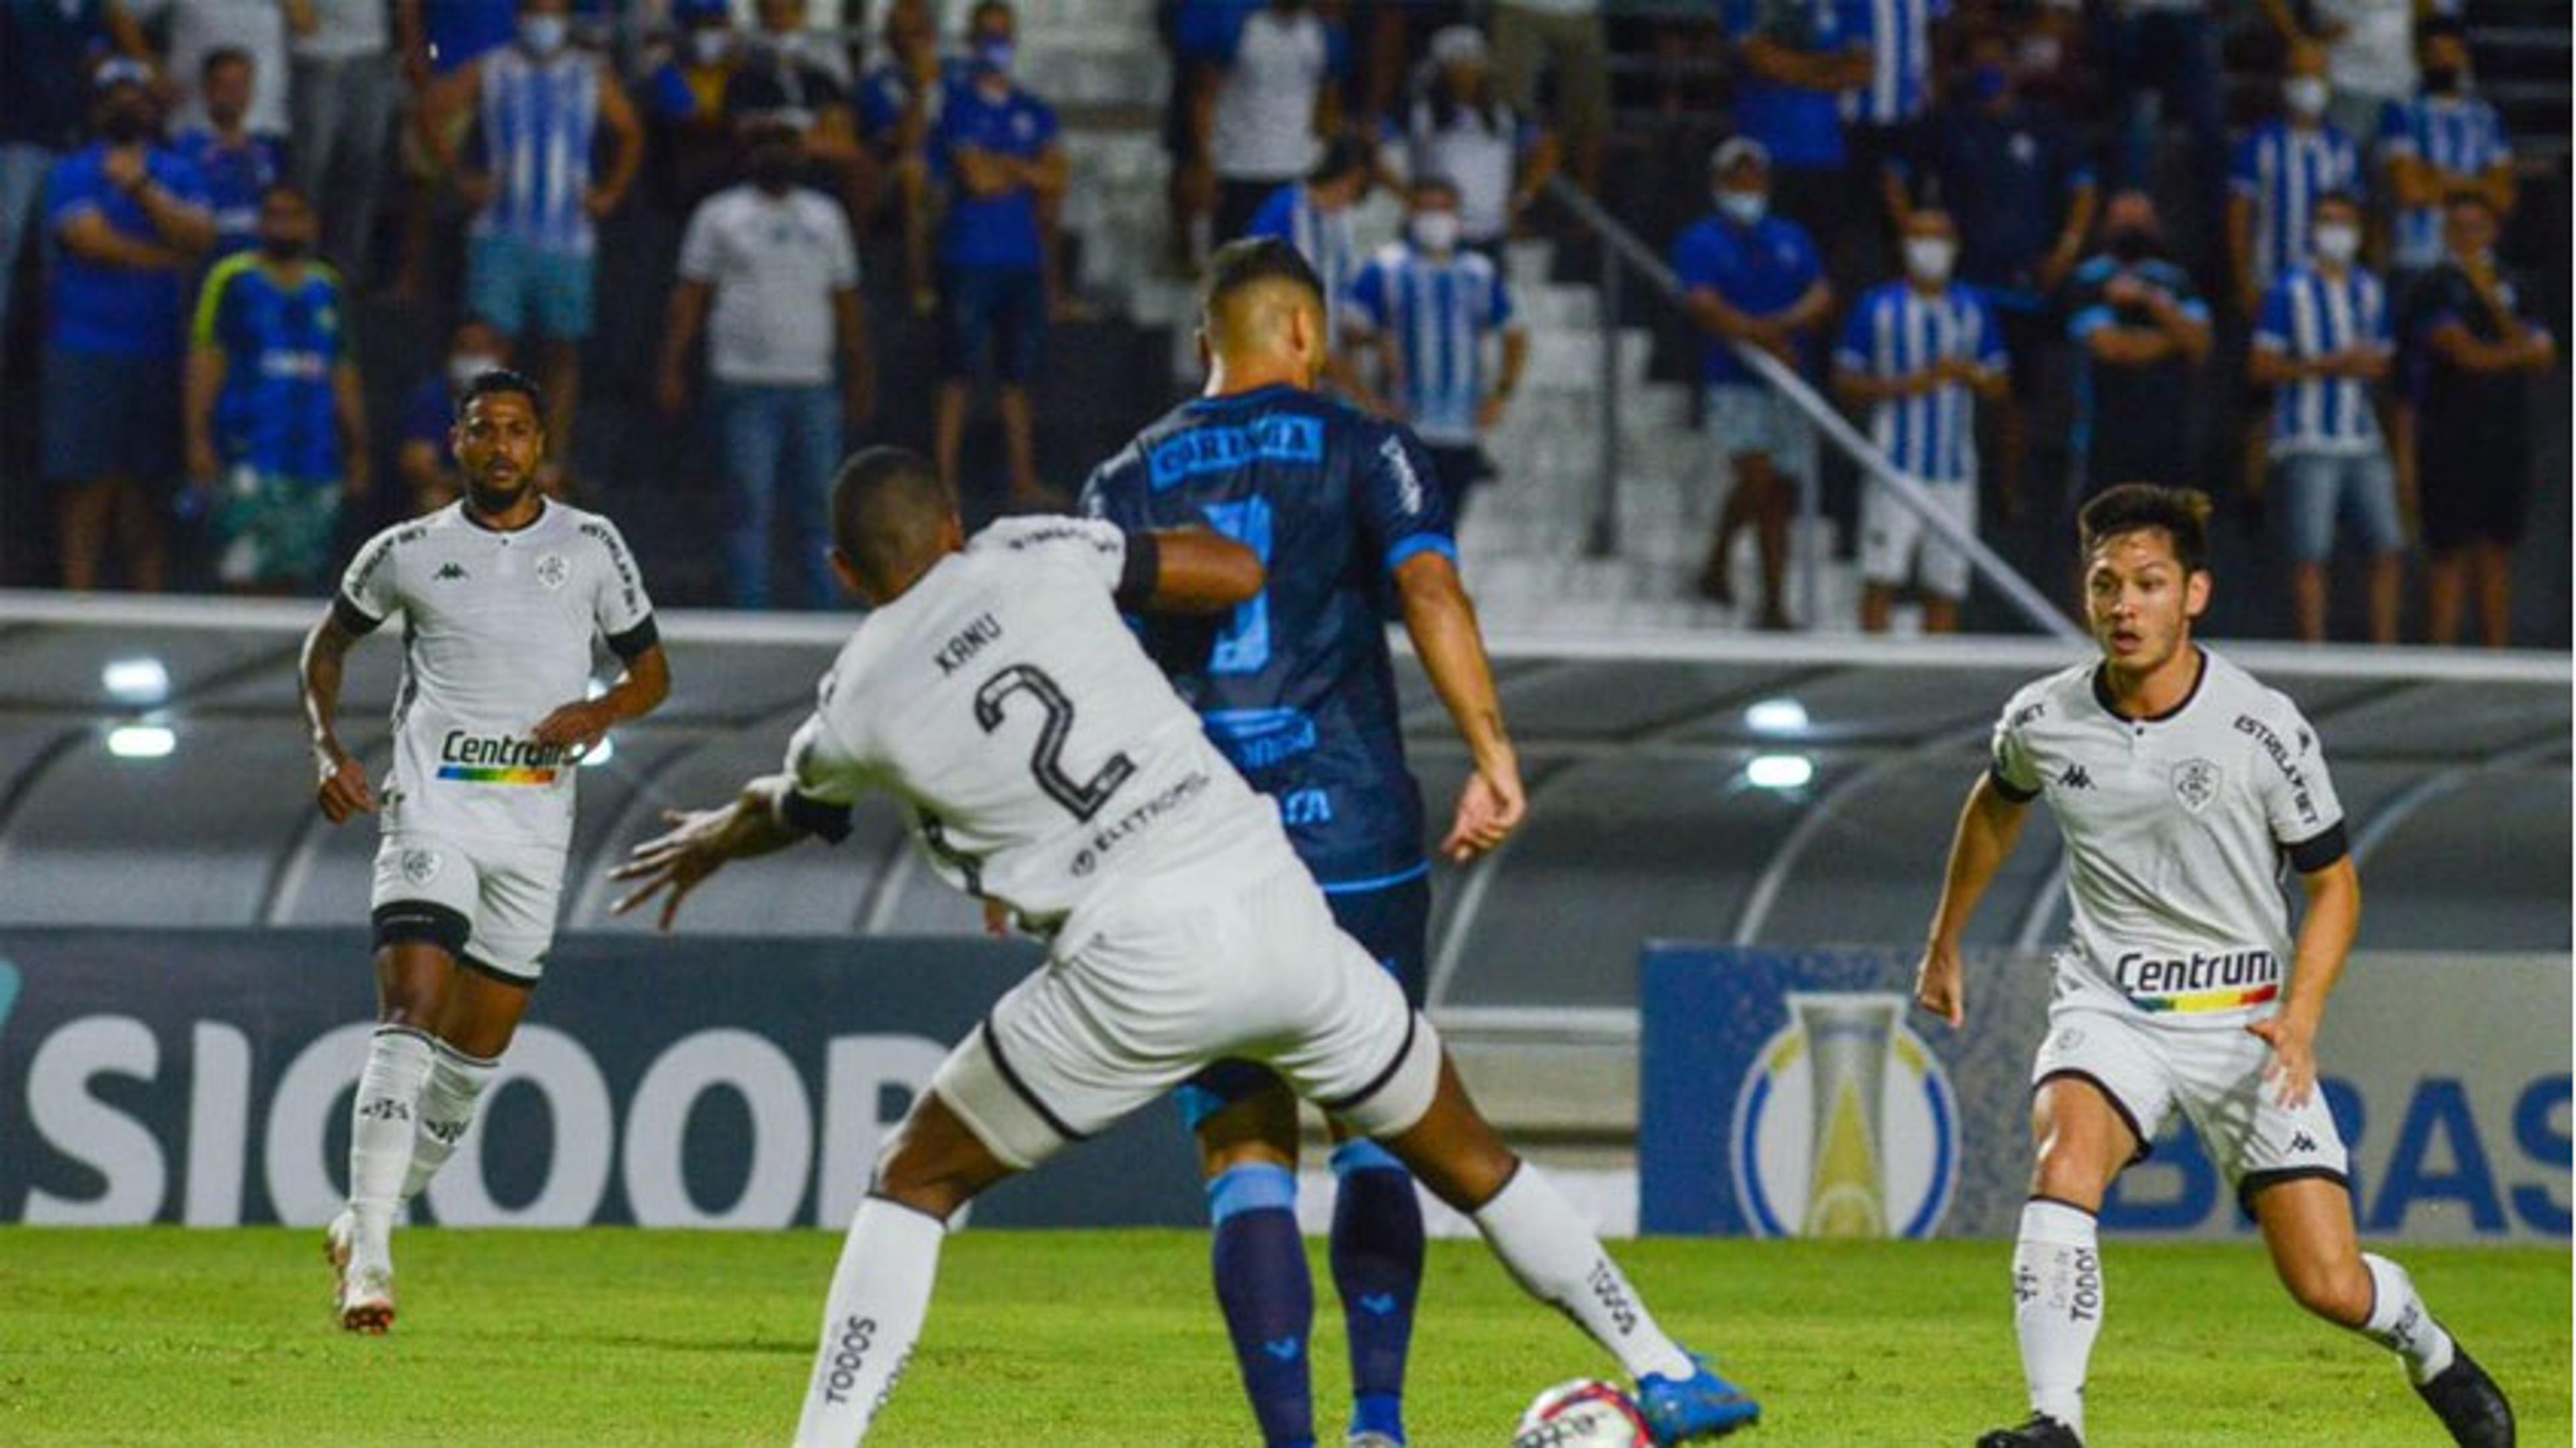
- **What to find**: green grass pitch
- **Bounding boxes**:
[0,1228,2563,1444]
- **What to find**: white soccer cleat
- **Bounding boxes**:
[323,1209,354,1304]
[337,1260,396,1335]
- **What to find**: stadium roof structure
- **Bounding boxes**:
[0,594,2564,1036]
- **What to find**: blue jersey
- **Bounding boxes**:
[1346,242,1518,446]
[2253,264,2389,457]
[172,127,285,264]
[2379,95,2510,270]
[192,252,352,480]
[1079,385,1456,887]
[1720,0,1864,168]
[1671,211,1825,386]
[1834,280,2004,484]
[2229,120,2361,291]
[1246,181,1358,342]
[931,74,1057,271]
[470,44,606,256]
[44,142,211,359]
[1847,0,1948,125]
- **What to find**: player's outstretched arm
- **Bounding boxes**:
[298,609,375,824]
[2249,856,2361,1108]
[1913,773,2029,1027]
[1132,529,1264,613]
[1392,550,1524,862]
[608,774,813,933]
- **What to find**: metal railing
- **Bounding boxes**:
[1546,175,2084,641]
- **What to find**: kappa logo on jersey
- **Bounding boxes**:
[434,562,469,582]
[2291,1131,2319,1153]
[2057,764,2094,791]
[399,849,441,886]
[435,731,575,784]
[1731,992,1957,1240]
[2171,758,2220,814]
[534,552,570,590]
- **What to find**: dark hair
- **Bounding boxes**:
[829,446,954,586]
[1411,172,1460,205]
[454,367,545,423]
[971,0,1013,28]
[2312,189,2363,215]
[258,179,311,207]
[1201,237,1325,318]
[201,46,254,82]
[2078,484,2212,573]
[2418,15,2467,44]
[2442,187,2498,218]
[1309,134,1369,186]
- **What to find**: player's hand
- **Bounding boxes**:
[532,699,619,754]
[2247,1014,2319,1108]
[1912,942,1966,1027]
[1440,764,1525,863]
[608,807,736,932]
[314,746,376,824]
[981,898,1012,937]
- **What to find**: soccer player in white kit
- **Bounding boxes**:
[608,447,1759,1446]
[297,370,672,1333]
[1913,485,2513,1447]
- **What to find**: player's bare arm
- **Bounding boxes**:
[1138,529,1264,613]
[297,609,375,823]
[531,642,672,753]
[1914,772,2029,1027]
[607,774,811,932]
[2249,855,2361,1109]
[1391,550,1523,862]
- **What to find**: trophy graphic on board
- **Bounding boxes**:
[1790,992,1903,1237]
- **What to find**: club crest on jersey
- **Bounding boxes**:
[399,848,441,886]
[535,552,571,590]
[2171,758,2220,814]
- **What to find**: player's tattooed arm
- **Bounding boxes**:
[608,774,814,932]
[298,609,376,824]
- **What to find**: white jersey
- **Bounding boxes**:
[782,517,1293,929]
[336,500,658,851]
[1990,648,2347,1029]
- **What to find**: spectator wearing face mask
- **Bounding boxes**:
[2227,38,2363,322]
[42,60,216,592]
[1246,135,1372,349]
[645,0,751,209]
[1672,138,1833,629]
[0,0,154,389]
[2379,19,2512,283]
[396,315,511,513]
[2063,190,2211,503]
[172,47,284,266]
[184,182,368,592]
[147,0,292,140]
[2407,191,2553,648]
[1186,0,1348,246]
[2255,0,2419,145]
[929,0,1063,506]
[727,0,873,247]
[1719,0,1871,274]
[657,113,873,609]
[2247,192,2400,643]
[423,0,645,482]
[1398,25,1555,260]
[1340,176,1528,523]
[1833,207,2005,635]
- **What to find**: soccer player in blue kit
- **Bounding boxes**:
[1082,238,1758,1448]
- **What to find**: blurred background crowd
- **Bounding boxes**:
[0,0,2563,643]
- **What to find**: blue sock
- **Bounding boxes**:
[1330,1140,1424,1444]
[1210,1164,1315,1448]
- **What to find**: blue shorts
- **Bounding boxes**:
[1176,866,1432,1130]
[937,264,1044,384]
[2277,450,2402,564]
[42,347,180,484]
[468,232,594,342]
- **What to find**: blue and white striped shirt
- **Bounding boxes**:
[472,45,606,256]
[2253,264,2390,456]
[1833,280,2004,484]
[2230,120,2362,291]
[1845,0,1947,126]
[2379,95,2512,270]
[1246,181,1358,343]
[1345,243,1519,446]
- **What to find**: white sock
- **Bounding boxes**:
[2361,1253,2457,1384]
[347,1027,435,1272]
[1470,1163,1695,1382]
[2012,1198,2103,1438]
[794,1196,946,1447]
[402,1041,497,1202]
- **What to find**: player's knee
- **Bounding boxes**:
[2279,1255,2372,1326]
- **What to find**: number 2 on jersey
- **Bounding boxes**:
[974,664,1136,821]
[1198,497,1273,675]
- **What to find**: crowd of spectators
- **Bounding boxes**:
[0,0,2556,645]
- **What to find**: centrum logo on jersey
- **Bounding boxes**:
[435,731,574,784]
[2114,947,2281,1012]
[1729,992,1956,1240]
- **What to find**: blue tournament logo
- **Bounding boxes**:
[1729,992,1957,1239]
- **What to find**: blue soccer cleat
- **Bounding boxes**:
[1635,1353,1760,1443]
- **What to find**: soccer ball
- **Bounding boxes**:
[1511,1378,1653,1447]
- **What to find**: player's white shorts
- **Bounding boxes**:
[930,851,1444,1170]
[368,831,567,983]
[1860,476,1974,601]
[2032,1001,2351,1208]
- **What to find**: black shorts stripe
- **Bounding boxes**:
[372,900,470,958]
[979,1017,1089,1145]
[2033,1068,2155,1164]
[458,951,539,989]
[1320,1011,1420,1117]
[2237,1166,2351,1215]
